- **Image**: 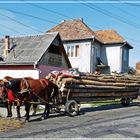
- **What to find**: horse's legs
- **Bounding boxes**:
[15,100,21,119]
[16,106,21,119]
[5,101,12,117]
[42,105,50,119]
[32,97,38,115]
[32,104,37,115]
[25,102,31,121]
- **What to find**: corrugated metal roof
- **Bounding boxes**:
[0,32,58,65]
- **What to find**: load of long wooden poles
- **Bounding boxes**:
[48,73,140,99]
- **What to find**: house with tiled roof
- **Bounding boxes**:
[48,19,133,74]
[0,32,71,79]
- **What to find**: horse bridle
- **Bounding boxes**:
[20,78,32,95]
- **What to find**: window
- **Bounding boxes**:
[67,46,70,57]
[75,45,79,57]
[71,46,74,57]
[66,45,80,57]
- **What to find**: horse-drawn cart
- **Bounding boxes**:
[0,73,140,120]
[48,72,140,117]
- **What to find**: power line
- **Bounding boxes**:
[74,0,140,44]
[80,2,140,29]
[121,2,140,8]
[2,8,101,34]
[1,0,140,45]
[26,3,73,20]
[0,23,22,34]
[76,0,140,29]
[0,12,43,33]
[21,0,101,29]
[3,8,59,25]
[110,4,140,20]
[124,35,140,44]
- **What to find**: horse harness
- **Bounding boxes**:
[3,78,56,108]
[3,78,31,98]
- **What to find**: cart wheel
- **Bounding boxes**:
[121,98,130,106]
[65,100,79,117]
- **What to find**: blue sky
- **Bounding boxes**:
[0,0,140,68]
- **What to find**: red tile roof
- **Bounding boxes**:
[47,19,95,41]
[95,29,124,44]
[48,19,125,44]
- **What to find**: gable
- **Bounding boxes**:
[0,32,59,65]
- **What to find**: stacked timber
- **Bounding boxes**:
[47,71,140,100]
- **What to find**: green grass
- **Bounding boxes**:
[82,99,121,107]
[92,100,120,107]
[82,98,140,107]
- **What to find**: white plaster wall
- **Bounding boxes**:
[106,45,121,73]
[0,70,39,79]
[64,41,91,72]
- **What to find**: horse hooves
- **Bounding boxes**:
[16,117,21,120]
[41,114,49,120]
[24,119,29,123]
[23,114,27,117]
[32,112,36,116]
[25,118,30,122]
[7,114,12,118]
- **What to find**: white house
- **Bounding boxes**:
[48,19,133,74]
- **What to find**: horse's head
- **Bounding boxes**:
[0,84,8,102]
[3,76,14,81]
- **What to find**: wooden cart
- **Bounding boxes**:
[56,85,139,117]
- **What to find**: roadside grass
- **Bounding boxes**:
[0,118,25,132]
[82,98,140,107]
[81,99,121,107]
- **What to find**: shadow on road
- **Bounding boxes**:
[80,102,139,115]
[1,101,140,122]
[27,111,66,122]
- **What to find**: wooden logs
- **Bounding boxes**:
[48,72,140,100]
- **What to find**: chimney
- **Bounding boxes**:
[3,35,10,57]
[79,18,83,22]
[61,20,65,23]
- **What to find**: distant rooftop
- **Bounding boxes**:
[0,32,59,65]
[95,29,124,44]
[47,18,95,41]
[47,19,126,44]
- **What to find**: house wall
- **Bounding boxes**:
[63,40,129,74]
[39,65,67,78]
[0,64,67,79]
[64,40,91,72]
[104,44,122,73]
[0,69,39,79]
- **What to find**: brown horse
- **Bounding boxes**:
[1,78,59,121]
[0,76,38,118]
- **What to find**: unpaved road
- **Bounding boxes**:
[0,103,140,138]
